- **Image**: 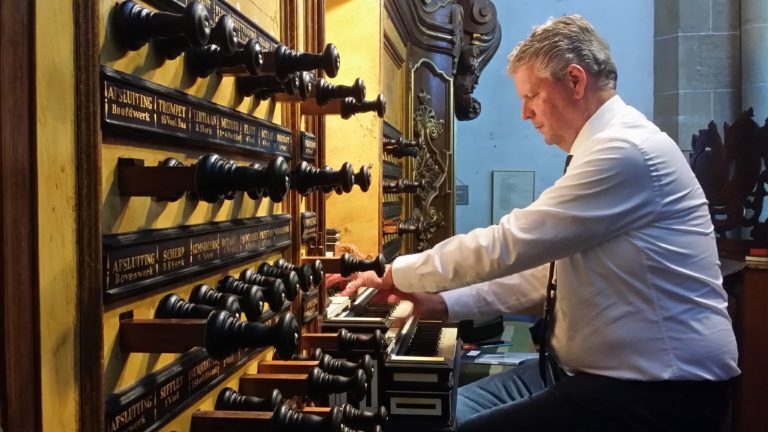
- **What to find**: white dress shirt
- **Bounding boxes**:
[392,96,740,381]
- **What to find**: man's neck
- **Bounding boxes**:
[561,89,616,153]
[583,89,616,121]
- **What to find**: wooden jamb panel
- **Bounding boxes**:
[0,0,41,430]
[75,0,104,430]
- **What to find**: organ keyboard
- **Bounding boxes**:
[324,286,459,431]
[323,287,413,336]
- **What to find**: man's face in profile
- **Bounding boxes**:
[513,63,582,151]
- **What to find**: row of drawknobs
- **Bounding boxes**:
[118,154,427,203]
[119,290,387,429]
[112,1,386,119]
[192,385,387,432]
[187,343,387,432]
[117,155,371,203]
[120,303,383,365]
[138,254,384,323]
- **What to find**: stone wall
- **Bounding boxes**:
[654,0,740,152]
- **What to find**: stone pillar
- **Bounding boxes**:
[653,0,740,153]
[742,0,768,122]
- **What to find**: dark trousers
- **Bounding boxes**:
[457,358,731,432]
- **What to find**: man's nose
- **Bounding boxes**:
[521,101,532,120]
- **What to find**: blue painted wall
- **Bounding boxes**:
[455,0,654,234]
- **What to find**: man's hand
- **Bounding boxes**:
[338,270,382,295]
[372,288,448,320]
[339,264,396,296]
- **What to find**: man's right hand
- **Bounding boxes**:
[372,289,448,321]
[340,266,448,320]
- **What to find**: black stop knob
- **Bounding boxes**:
[337,328,384,353]
[215,386,284,411]
[318,353,375,382]
[314,77,366,105]
[307,367,367,402]
[214,275,265,322]
[291,161,355,196]
[340,253,386,277]
[274,258,324,288]
[205,310,300,360]
[113,0,211,57]
[218,275,285,313]
[252,264,302,298]
[263,43,340,80]
[154,293,219,319]
[188,284,241,317]
[187,37,263,78]
[340,94,386,120]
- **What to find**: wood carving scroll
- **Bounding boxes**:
[413,91,447,251]
[455,0,501,120]
[690,108,768,242]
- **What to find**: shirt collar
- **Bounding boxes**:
[570,95,626,157]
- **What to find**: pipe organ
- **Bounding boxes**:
[0,0,500,431]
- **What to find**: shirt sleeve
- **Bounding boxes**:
[439,264,549,321]
[392,140,658,293]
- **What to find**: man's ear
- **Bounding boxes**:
[565,64,587,98]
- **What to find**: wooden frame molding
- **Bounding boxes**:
[1,0,42,430]
[74,0,104,431]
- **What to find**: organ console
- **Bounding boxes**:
[301,95,387,119]
[323,287,460,431]
[117,154,291,203]
[218,275,287,313]
[112,0,212,56]
[79,2,473,432]
[382,178,423,194]
[383,136,421,159]
[119,309,300,359]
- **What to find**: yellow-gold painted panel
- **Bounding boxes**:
[323,0,382,256]
[36,0,79,430]
[381,7,407,133]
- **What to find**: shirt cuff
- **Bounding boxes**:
[391,254,423,293]
[439,288,481,322]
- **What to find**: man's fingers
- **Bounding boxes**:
[338,279,362,296]
[323,273,347,287]
[386,293,400,305]
[370,288,392,304]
